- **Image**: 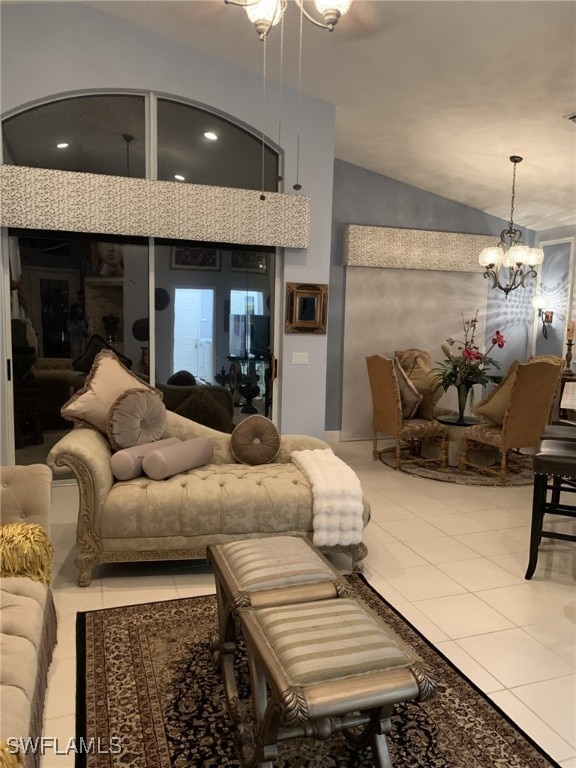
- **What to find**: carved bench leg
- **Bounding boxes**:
[75,552,97,587]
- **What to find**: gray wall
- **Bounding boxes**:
[0,2,335,438]
[326,159,534,432]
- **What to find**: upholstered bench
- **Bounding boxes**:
[207,536,354,722]
[526,438,576,579]
[238,597,436,768]
[208,536,436,768]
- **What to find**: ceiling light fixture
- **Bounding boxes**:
[225,0,352,39]
[204,131,218,141]
[56,143,69,149]
[478,156,544,297]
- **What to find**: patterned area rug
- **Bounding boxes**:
[379,450,534,486]
[76,574,560,768]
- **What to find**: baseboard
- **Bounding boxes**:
[324,430,341,443]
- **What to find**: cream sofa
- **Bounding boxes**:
[0,464,58,768]
[48,411,370,586]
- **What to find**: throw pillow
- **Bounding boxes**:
[61,349,161,434]
[110,437,181,481]
[472,361,519,425]
[107,388,167,451]
[396,348,443,419]
[167,370,197,386]
[0,522,53,585]
[231,414,280,465]
[142,437,214,480]
[72,334,133,372]
[394,358,423,418]
[174,389,234,433]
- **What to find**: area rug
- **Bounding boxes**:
[76,574,560,768]
[379,450,533,486]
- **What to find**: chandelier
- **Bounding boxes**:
[225,0,353,39]
[478,156,544,297]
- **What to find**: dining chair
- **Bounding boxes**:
[366,355,448,469]
[459,360,563,482]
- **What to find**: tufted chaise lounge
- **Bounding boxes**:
[48,411,370,586]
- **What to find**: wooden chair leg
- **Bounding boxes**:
[395,440,402,470]
[372,433,379,461]
[526,473,547,579]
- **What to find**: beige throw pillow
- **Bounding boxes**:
[142,437,214,480]
[110,437,181,481]
[472,361,519,425]
[61,349,160,434]
[107,388,167,450]
[394,358,423,418]
[396,348,443,419]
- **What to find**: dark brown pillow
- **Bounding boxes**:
[72,334,133,373]
[231,415,280,465]
[174,389,234,433]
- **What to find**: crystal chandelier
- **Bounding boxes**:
[225,0,353,39]
[478,156,544,297]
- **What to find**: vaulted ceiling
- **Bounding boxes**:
[88,0,576,233]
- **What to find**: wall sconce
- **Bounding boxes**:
[532,295,553,339]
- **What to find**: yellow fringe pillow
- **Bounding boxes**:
[0,523,54,585]
[0,738,23,767]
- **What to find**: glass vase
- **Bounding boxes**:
[456,383,472,425]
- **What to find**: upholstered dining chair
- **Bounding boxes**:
[459,360,563,482]
[366,355,448,469]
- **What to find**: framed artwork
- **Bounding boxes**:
[285,283,328,334]
[231,251,267,274]
[171,247,220,271]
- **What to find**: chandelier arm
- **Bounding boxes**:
[224,0,261,6]
[293,0,334,29]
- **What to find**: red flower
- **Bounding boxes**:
[462,348,482,363]
[492,330,505,349]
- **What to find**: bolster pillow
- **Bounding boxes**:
[142,437,214,480]
[110,437,181,481]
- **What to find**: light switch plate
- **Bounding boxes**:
[292,352,309,365]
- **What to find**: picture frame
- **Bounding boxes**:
[285,282,328,334]
[171,247,220,271]
[231,251,267,274]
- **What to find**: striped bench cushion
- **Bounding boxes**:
[218,537,336,592]
[254,598,412,685]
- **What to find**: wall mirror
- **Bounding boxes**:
[285,282,327,334]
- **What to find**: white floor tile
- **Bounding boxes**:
[377,565,467,602]
[404,536,480,564]
[39,438,576,765]
[437,557,525,591]
[511,675,576,749]
[414,593,514,638]
[40,715,77,768]
[435,640,505,693]
[456,628,574,687]
[489,690,576,762]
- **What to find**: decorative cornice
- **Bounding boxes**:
[343,224,495,272]
[0,165,310,249]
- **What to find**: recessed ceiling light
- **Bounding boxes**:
[204,132,218,141]
[56,142,69,149]
[174,174,185,181]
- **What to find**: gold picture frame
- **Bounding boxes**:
[285,283,328,334]
[171,247,220,270]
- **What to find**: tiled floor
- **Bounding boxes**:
[42,439,576,767]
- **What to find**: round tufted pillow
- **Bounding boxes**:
[231,414,281,465]
[107,388,167,451]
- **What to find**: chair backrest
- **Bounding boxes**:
[365,355,402,437]
[502,361,563,449]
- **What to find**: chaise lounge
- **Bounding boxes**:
[48,410,371,586]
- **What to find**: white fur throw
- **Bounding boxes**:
[291,448,364,547]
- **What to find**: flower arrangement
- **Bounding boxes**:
[433,311,506,423]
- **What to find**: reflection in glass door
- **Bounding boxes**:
[173,288,215,383]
